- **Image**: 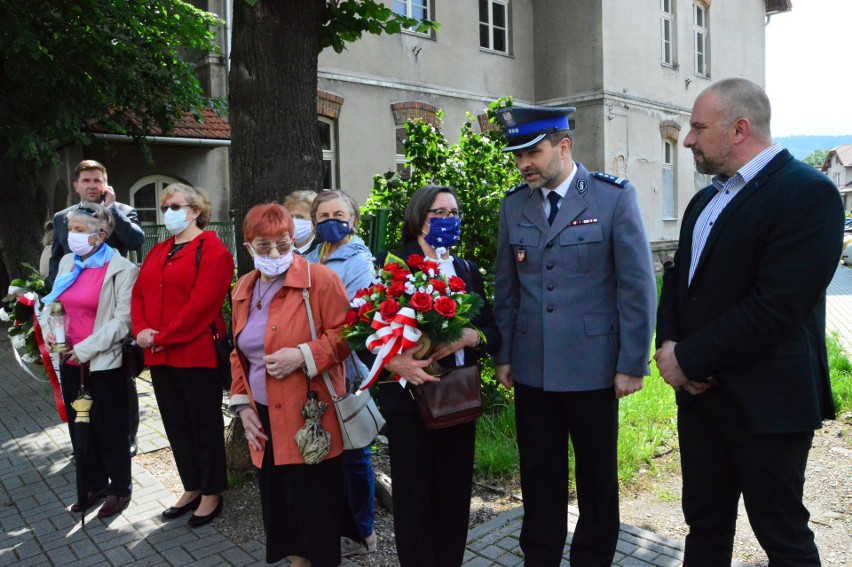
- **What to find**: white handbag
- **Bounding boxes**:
[301,274,385,450]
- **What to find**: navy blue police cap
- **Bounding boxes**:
[495,106,576,152]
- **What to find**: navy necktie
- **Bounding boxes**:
[547,191,561,225]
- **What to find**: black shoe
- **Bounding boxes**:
[187,496,222,528]
[129,437,138,458]
[162,494,202,520]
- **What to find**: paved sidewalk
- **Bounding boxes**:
[22,259,852,567]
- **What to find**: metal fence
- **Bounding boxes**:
[129,213,388,265]
[129,222,238,265]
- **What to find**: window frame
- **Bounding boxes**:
[660,0,675,67]
[693,2,709,78]
[662,140,678,220]
[317,117,338,190]
[392,0,432,36]
[129,175,183,225]
[479,0,510,56]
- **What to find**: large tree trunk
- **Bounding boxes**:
[230,0,324,275]
[0,146,45,288]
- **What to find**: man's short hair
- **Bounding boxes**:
[708,78,772,142]
[75,160,108,183]
[545,130,573,146]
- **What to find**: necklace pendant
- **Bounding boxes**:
[256,299,262,310]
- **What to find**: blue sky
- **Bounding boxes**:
[765,0,852,136]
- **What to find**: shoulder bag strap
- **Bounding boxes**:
[300,265,339,401]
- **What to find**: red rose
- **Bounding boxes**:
[379,299,401,320]
[357,303,373,322]
[371,283,387,295]
[407,254,425,270]
[420,260,440,275]
[433,296,457,318]
[386,281,406,298]
[391,269,409,283]
[409,292,433,312]
[354,287,371,299]
[429,278,447,294]
[448,276,466,293]
[343,308,358,326]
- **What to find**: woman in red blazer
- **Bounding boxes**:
[131,184,233,528]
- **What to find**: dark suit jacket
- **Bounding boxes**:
[374,242,501,414]
[656,149,844,434]
[49,201,145,282]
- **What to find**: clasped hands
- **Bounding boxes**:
[653,340,712,396]
[385,328,480,386]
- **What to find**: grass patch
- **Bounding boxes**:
[653,486,680,503]
[827,333,852,413]
[473,329,852,488]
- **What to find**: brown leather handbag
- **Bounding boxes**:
[410,364,482,429]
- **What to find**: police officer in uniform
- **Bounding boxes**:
[493,106,656,566]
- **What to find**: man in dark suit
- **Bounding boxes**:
[48,160,145,282]
[655,78,843,566]
[49,159,145,456]
[493,106,657,566]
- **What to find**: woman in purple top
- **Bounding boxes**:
[43,203,139,519]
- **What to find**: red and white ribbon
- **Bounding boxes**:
[361,307,421,390]
[14,290,67,422]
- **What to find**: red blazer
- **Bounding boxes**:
[131,230,233,368]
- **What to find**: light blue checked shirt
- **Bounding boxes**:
[688,144,783,284]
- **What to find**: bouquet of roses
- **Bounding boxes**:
[342,253,483,389]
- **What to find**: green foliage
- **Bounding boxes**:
[0,0,221,166]
[827,333,852,413]
[321,1,438,54]
[2,265,51,366]
[363,98,521,286]
[474,404,519,479]
[803,149,830,168]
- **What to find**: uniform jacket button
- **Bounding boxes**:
[578,236,585,241]
[546,242,554,248]
[547,284,554,291]
[546,263,554,270]
[546,306,554,313]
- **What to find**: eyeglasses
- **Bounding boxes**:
[76,204,97,216]
[427,208,463,219]
[160,203,192,213]
[253,241,293,256]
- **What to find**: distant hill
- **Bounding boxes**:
[775,135,852,160]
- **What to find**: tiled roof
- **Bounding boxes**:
[88,108,231,140]
[823,145,852,171]
[170,109,231,140]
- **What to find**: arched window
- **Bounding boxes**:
[317,117,338,189]
[129,175,183,225]
[662,140,677,220]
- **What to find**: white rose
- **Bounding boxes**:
[0,309,9,322]
[22,354,36,363]
[12,335,26,350]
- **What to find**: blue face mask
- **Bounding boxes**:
[316,219,351,244]
[423,217,461,250]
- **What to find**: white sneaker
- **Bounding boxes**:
[341,532,377,557]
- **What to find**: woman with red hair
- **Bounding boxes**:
[228,203,361,566]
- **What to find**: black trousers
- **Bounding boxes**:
[60,362,132,497]
[514,383,619,567]
[150,365,227,495]
[679,389,820,566]
[386,412,476,567]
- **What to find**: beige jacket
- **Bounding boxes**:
[44,252,139,371]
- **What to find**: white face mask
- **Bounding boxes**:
[292,218,314,244]
[68,232,98,256]
[253,249,294,277]
[163,207,192,235]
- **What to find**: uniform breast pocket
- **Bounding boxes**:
[510,227,541,273]
[559,224,605,272]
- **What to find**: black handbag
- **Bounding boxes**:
[410,364,482,429]
[211,323,233,391]
[121,336,146,378]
